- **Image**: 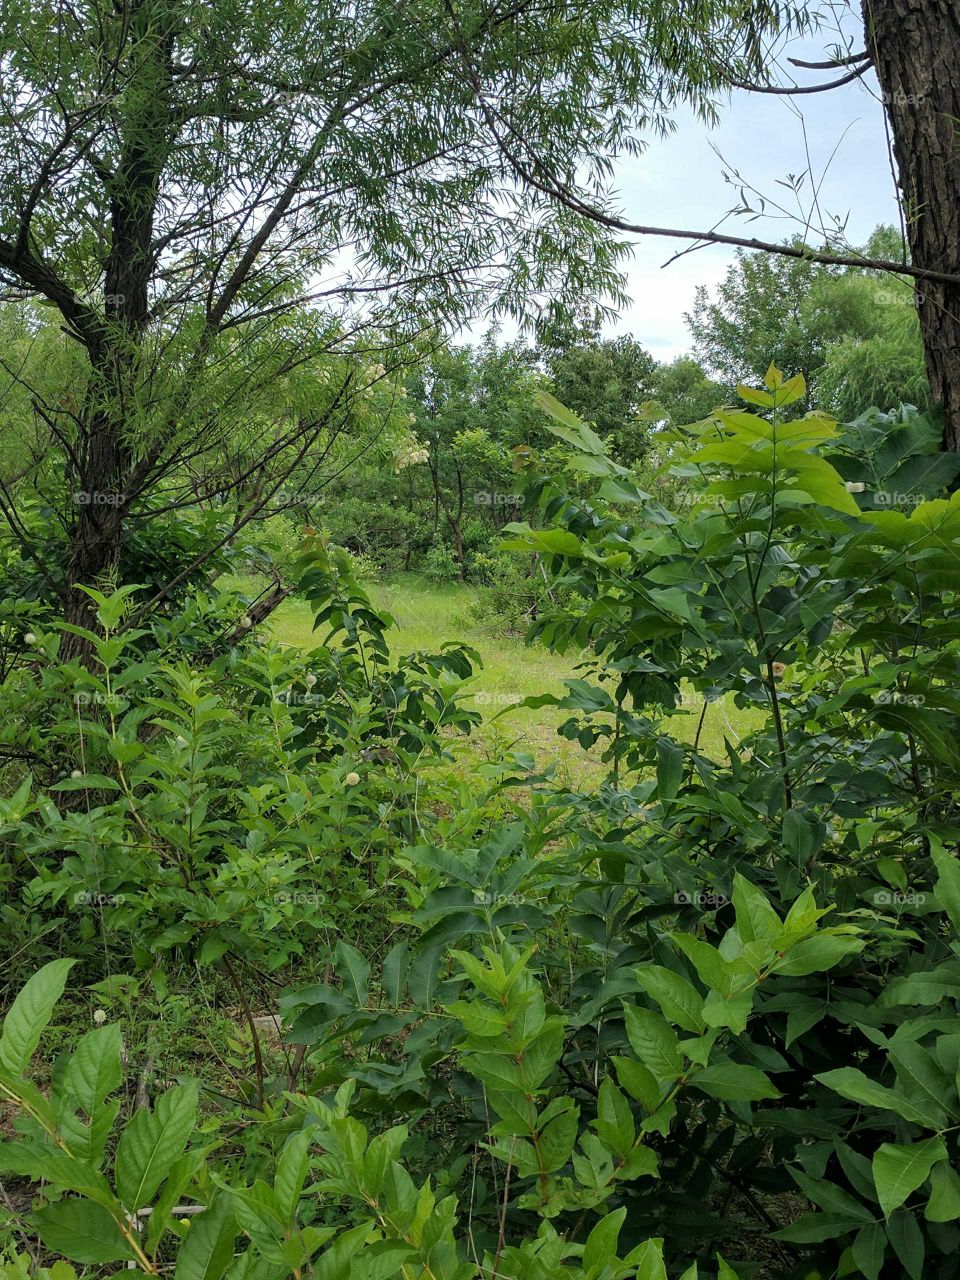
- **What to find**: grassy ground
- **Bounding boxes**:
[269,573,762,785]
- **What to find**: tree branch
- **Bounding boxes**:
[727,62,871,95]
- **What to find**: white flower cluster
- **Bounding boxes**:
[395,439,430,470]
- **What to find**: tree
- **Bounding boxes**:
[685,246,830,395]
[542,329,657,462]
[6,0,762,651]
[407,335,542,579]
[687,227,928,418]
[646,357,726,428]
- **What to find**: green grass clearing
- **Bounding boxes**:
[267,574,763,784]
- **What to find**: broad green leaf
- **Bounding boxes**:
[582,1207,626,1272]
[622,1005,682,1081]
[634,965,705,1034]
[613,1057,661,1112]
[30,1199,133,1264]
[774,1211,869,1243]
[334,941,370,1005]
[115,1082,199,1211]
[731,874,780,944]
[145,1147,210,1254]
[596,1078,634,1157]
[932,843,960,936]
[65,1023,123,1115]
[736,384,775,408]
[534,390,607,456]
[925,1160,960,1222]
[816,1067,941,1128]
[691,1062,780,1101]
[873,1137,946,1218]
[631,1237,667,1280]
[852,1222,886,1280]
[774,932,863,976]
[275,1129,313,1218]
[173,1195,238,1280]
[885,1208,925,1280]
[0,959,75,1078]
[789,1168,874,1222]
[655,738,684,801]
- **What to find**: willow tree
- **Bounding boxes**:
[0,0,792,650]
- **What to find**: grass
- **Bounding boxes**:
[268,573,764,785]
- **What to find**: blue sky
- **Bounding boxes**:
[612,65,901,360]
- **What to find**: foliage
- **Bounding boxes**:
[484,373,960,1276]
[686,228,929,418]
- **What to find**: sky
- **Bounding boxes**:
[607,61,901,362]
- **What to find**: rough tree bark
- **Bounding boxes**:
[864,0,960,449]
[58,0,174,660]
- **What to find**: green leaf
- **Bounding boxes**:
[736,384,775,408]
[782,809,817,862]
[145,1148,210,1254]
[691,1062,780,1101]
[0,1144,116,1209]
[613,1057,661,1112]
[30,1200,133,1264]
[582,1207,626,1271]
[173,1195,238,1280]
[816,1067,941,1128]
[65,1024,123,1115]
[631,1237,667,1280]
[622,1005,682,1081]
[789,1168,874,1222]
[334,941,370,1005]
[655,739,684,802]
[634,965,705,1034]
[534,390,607,456]
[932,844,960,936]
[852,1222,886,1280]
[115,1082,199,1211]
[0,959,75,1078]
[731,874,780,943]
[596,1078,634,1157]
[925,1161,960,1222]
[885,1208,925,1280]
[774,932,863,976]
[773,1211,867,1243]
[873,1137,946,1218]
[538,1104,579,1172]
[275,1129,313,1218]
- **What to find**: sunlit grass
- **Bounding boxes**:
[267,573,764,785]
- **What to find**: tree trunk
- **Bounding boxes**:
[865,0,960,448]
[60,416,131,661]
